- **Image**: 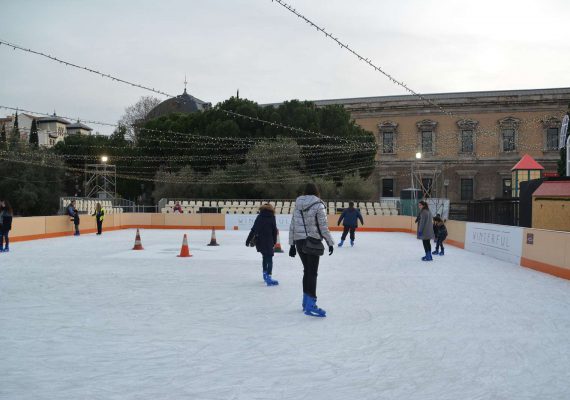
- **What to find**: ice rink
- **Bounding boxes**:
[1,228,570,400]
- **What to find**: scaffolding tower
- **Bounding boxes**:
[84,163,116,199]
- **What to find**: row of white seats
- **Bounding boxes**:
[167,200,397,210]
[327,202,397,210]
[167,200,297,208]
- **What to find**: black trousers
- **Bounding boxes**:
[341,226,356,241]
[1,231,9,249]
[262,254,273,275]
[422,239,432,253]
[435,239,444,252]
[296,240,320,298]
[97,221,103,235]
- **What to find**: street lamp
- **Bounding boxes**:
[101,156,109,198]
[411,152,423,208]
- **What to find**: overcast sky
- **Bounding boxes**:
[1,0,569,134]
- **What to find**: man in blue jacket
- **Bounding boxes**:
[337,202,364,247]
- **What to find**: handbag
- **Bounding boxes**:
[249,234,257,247]
[300,202,325,256]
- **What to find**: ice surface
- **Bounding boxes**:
[1,229,570,400]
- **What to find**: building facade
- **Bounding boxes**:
[314,88,568,202]
[0,113,93,148]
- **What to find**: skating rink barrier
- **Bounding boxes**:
[9,213,570,280]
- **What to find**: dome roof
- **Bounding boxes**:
[146,89,211,120]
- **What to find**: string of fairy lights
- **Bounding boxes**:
[1,13,567,188]
[0,104,374,149]
[4,113,565,160]
[3,104,565,157]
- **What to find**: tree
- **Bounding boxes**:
[11,112,20,140]
[29,119,39,147]
[0,123,6,148]
[118,96,161,141]
[558,147,567,176]
[338,173,376,200]
[558,111,568,177]
[0,145,66,216]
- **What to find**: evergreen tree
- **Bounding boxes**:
[559,147,567,176]
[558,110,569,177]
[0,124,6,150]
[12,111,19,139]
[29,118,39,147]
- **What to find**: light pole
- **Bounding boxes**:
[101,156,108,198]
[412,152,422,208]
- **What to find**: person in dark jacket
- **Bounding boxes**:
[0,200,13,252]
[67,200,80,236]
[432,218,448,256]
[416,201,435,261]
[337,201,364,247]
[246,203,279,286]
[92,202,105,235]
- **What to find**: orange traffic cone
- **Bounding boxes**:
[207,227,220,246]
[177,234,193,257]
[274,229,284,253]
[132,228,144,250]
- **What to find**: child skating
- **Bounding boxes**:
[246,203,279,286]
[432,217,448,256]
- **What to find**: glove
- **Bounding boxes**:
[289,245,296,258]
[328,245,334,256]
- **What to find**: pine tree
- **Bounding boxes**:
[12,112,20,140]
[558,110,569,177]
[0,123,6,143]
[29,118,39,147]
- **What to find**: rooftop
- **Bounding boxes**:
[533,180,570,197]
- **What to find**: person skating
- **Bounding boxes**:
[416,201,435,261]
[92,203,105,235]
[246,203,279,286]
[337,201,364,247]
[289,183,335,317]
[432,217,448,256]
[0,200,13,252]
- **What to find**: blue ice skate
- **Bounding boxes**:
[338,240,344,247]
[432,250,439,255]
[421,251,433,261]
[439,249,445,256]
[350,240,354,247]
[304,296,326,317]
[263,272,278,286]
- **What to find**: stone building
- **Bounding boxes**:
[313,88,568,202]
[145,88,211,121]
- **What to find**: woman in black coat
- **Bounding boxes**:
[246,204,279,286]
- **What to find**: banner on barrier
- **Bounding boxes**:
[225,214,292,232]
[465,222,523,265]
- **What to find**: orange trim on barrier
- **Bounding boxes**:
[121,225,226,230]
[445,239,465,249]
[330,227,414,233]
[11,228,99,242]
[11,225,227,242]
[521,257,570,281]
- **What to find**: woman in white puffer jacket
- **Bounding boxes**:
[288,183,335,317]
